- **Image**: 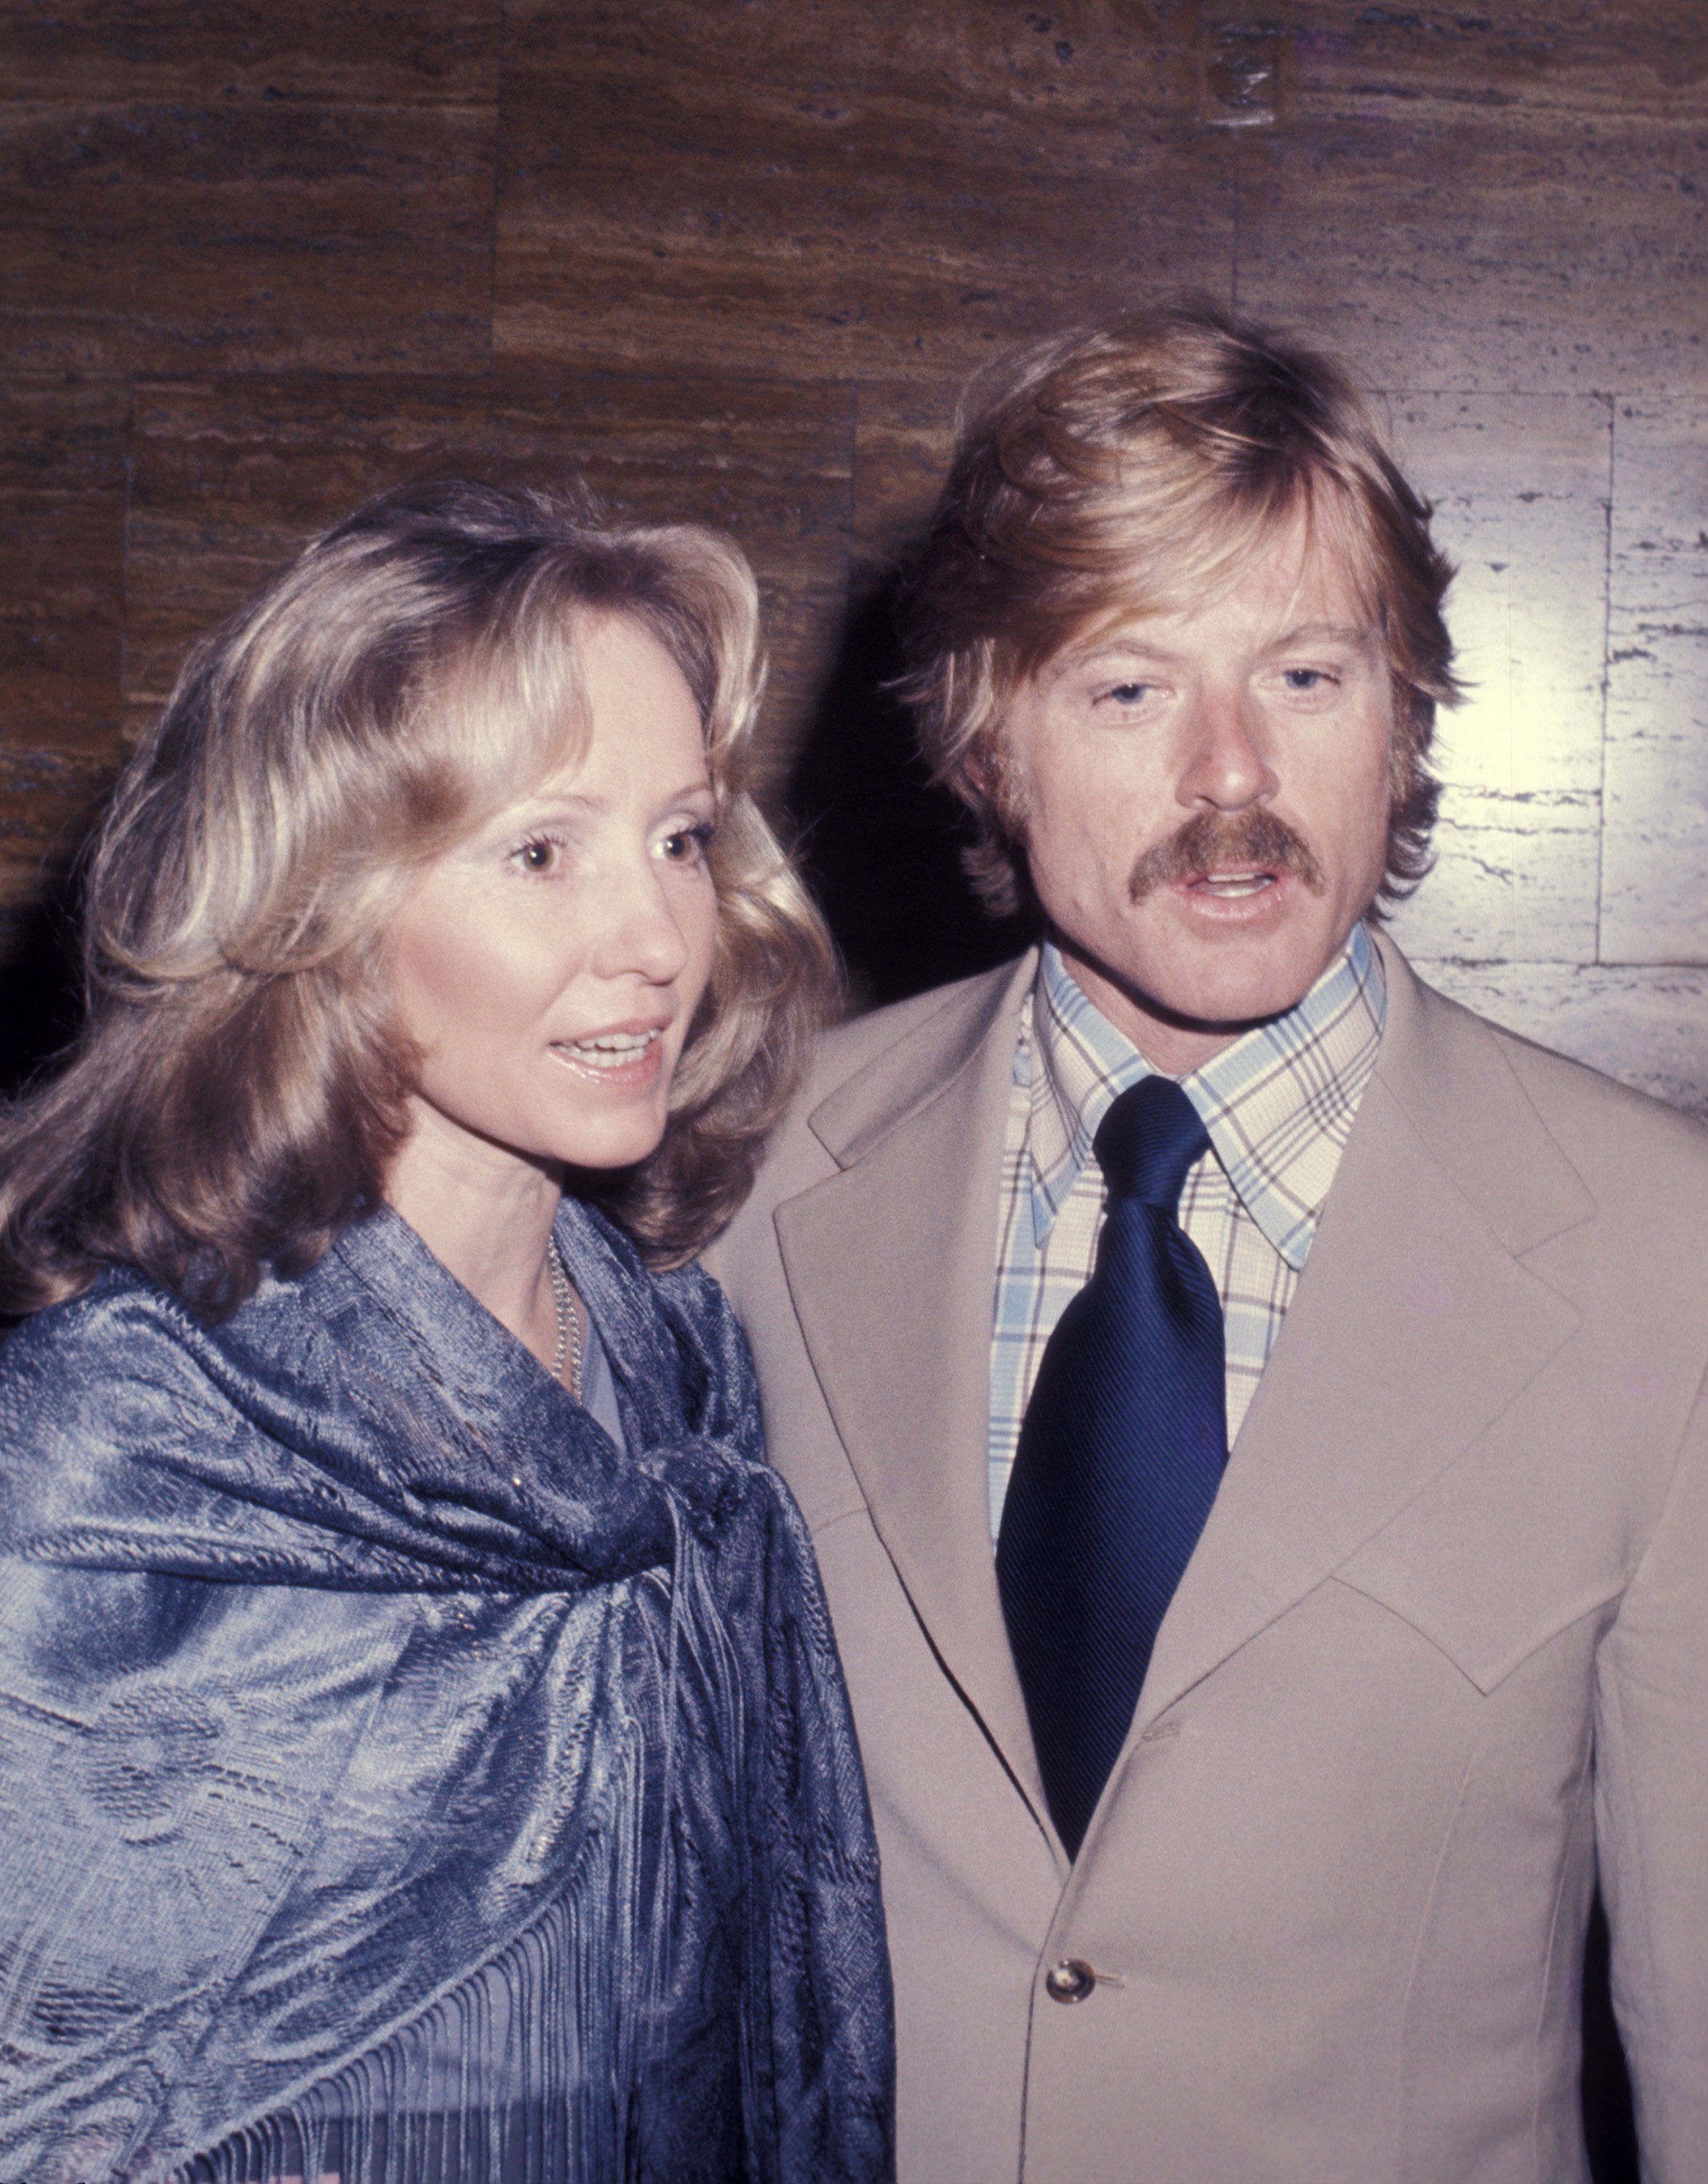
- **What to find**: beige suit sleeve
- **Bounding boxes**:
[1594,1361,1708,2180]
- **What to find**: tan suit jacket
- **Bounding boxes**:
[711,934,1708,2184]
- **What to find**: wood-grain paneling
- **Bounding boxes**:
[1234,2,1707,396]
[0,0,1704,1158]
[0,0,502,105]
[123,368,853,804]
[0,98,496,377]
[0,0,501,379]
[0,375,127,909]
[495,0,1235,385]
[1281,0,1704,122]
[1238,112,1708,397]
[3,2,1696,2158]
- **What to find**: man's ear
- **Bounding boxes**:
[1384,676,1420,803]
[960,727,1032,841]
[960,738,997,802]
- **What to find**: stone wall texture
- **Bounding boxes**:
[2,0,1706,1117]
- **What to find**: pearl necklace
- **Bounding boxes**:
[547,1240,583,1399]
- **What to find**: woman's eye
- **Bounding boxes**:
[660,823,714,866]
[515,836,562,874]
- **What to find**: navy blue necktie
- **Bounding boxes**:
[997,1075,1230,1858]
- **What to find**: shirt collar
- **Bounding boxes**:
[1020,922,1386,1266]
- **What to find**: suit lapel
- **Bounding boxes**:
[773,955,1056,1828]
[771,939,1597,1856]
[1129,940,1594,1738]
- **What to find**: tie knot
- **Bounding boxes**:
[1093,1076,1210,1211]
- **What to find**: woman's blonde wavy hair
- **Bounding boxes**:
[0,478,835,1317]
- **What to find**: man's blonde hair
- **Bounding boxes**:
[900,303,1461,916]
[0,479,834,1315]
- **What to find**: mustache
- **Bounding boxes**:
[1126,810,1327,903]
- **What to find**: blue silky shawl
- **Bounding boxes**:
[0,1200,894,2183]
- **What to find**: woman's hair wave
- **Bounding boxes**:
[0,478,835,1316]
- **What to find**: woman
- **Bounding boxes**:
[0,481,893,2183]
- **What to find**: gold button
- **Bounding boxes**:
[1044,1958,1096,2004]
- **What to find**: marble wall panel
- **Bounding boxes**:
[850,380,962,581]
[0,98,495,376]
[1235,113,1708,397]
[1389,394,1610,799]
[495,0,1235,385]
[0,740,118,917]
[1415,959,1708,1123]
[0,376,128,909]
[1278,0,1705,125]
[1388,784,1602,965]
[786,379,1012,1010]
[1600,399,1708,966]
[0,0,1704,1137]
[123,371,853,806]
[0,0,501,105]
[1383,392,1611,968]
[1235,0,1707,393]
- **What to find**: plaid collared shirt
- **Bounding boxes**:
[987,923,1387,1540]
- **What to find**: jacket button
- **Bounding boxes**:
[1044,1958,1097,2004]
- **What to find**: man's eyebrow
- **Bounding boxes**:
[1057,620,1379,673]
[1264,620,1379,650]
[1053,636,1186,674]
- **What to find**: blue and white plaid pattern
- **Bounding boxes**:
[988,925,1386,1539]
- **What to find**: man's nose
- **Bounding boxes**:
[1175,684,1278,812]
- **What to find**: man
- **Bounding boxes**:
[712,308,1708,2182]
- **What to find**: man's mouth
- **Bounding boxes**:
[550,1027,663,1072]
[1192,869,1280,899]
[1128,811,1326,903]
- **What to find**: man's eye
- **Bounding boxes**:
[1104,682,1152,706]
[1282,668,1329,691]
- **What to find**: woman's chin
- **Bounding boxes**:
[546,1109,672,1174]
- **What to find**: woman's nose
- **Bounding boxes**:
[590,856,694,986]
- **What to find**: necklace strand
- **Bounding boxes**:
[547,1240,583,1399]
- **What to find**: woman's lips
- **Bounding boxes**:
[548,1024,667,1088]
